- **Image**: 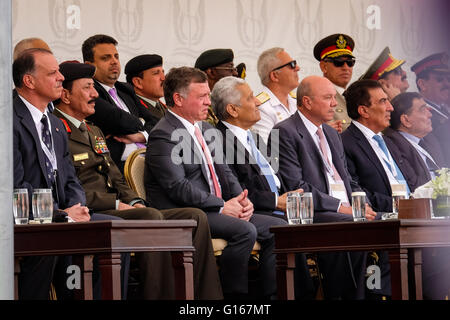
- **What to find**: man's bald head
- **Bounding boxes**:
[297,75,333,106]
[297,75,337,126]
[13,38,51,60]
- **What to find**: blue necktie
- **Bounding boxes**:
[247,131,284,216]
[373,134,410,196]
[41,114,55,184]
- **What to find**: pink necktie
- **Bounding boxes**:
[109,87,145,149]
[316,127,342,182]
[194,126,222,198]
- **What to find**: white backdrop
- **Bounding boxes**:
[12,0,449,93]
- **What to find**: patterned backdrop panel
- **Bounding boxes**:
[12,0,449,93]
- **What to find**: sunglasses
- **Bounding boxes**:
[272,60,297,72]
[214,66,237,72]
[324,58,356,68]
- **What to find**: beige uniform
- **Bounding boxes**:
[252,86,297,142]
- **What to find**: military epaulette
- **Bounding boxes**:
[59,118,71,133]
[256,92,270,104]
[289,91,297,99]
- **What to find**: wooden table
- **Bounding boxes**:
[270,219,450,300]
[14,220,196,300]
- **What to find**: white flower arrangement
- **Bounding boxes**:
[421,168,450,198]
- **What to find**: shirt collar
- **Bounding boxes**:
[168,109,200,136]
[137,94,157,107]
[55,108,83,129]
[297,110,322,137]
[98,81,115,93]
[18,94,48,125]
[352,121,380,141]
[334,84,345,95]
[399,131,421,144]
[223,121,250,149]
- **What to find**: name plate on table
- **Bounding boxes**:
[398,198,431,219]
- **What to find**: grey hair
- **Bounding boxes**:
[296,79,312,107]
[211,76,246,121]
[257,47,284,86]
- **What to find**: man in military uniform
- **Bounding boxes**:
[359,47,409,100]
[53,61,223,300]
[194,48,238,125]
[125,54,167,132]
[252,47,300,143]
[411,52,450,167]
[313,34,356,132]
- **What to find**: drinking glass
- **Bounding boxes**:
[32,189,53,224]
[286,192,301,225]
[351,191,366,222]
[392,191,407,219]
[300,192,314,224]
[13,189,29,225]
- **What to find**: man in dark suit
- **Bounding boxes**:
[411,53,450,167]
[12,48,116,299]
[340,79,415,299]
[384,92,442,183]
[82,34,152,172]
[270,75,377,299]
[124,54,167,132]
[145,66,287,300]
[341,80,411,211]
[384,91,450,299]
[53,61,222,300]
[212,76,302,216]
[211,76,315,299]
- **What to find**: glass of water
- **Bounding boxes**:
[391,191,407,218]
[13,189,29,225]
[300,192,314,224]
[32,189,53,224]
[286,192,301,225]
[351,191,366,222]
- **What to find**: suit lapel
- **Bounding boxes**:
[348,123,391,189]
[15,96,51,186]
[217,121,263,177]
[294,113,325,170]
[166,112,208,180]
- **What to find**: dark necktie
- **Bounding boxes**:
[155,100,166,117]
[79,121,89,141]
[41,114,55,184]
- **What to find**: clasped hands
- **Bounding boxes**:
[222,189,254,221]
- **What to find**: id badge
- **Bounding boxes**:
[330,182,348,202]
[391,184,407,193]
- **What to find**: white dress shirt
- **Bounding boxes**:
[99,82,149,161]
[19,94,58,170]
[251,86,297,143]
[169,110,222,197]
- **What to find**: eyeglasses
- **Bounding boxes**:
[272,60,297,72]
[324,58,356,68]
